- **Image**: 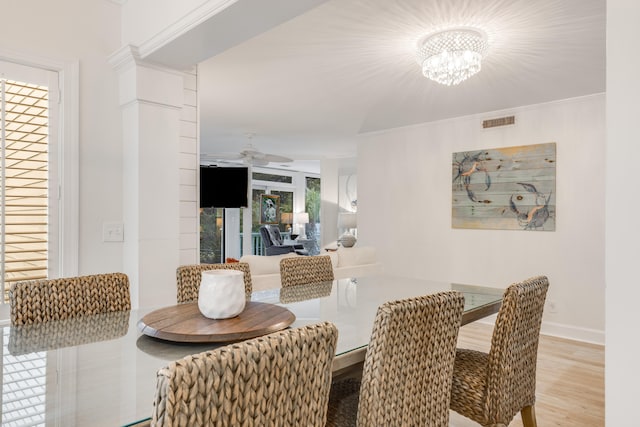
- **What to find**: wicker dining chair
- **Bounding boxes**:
[279,255,334,288]
[450,275,549,427]
[176,262,252,303]
[151,321,338,427]
[9,272,131,326]
[326,291,465,427]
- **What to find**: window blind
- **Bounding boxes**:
[0,79,49,300]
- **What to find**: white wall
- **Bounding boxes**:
[358,94,605,343]
[606,0,640,422]
[0,0,124,275]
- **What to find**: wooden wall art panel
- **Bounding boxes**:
[452,142,556,231]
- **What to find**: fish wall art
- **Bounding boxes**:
[452,142,556,231]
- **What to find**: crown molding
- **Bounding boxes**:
[108,44,185,77]
[108,44,141,71]
[137,0,238,60]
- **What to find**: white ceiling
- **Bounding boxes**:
[192,0,605,171]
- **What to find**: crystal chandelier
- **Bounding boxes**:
[416,28,488,86]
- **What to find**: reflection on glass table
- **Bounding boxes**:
[252,276,503,373]
[0,275,503,427]
[8,310,130,355]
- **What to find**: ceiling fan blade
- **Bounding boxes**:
[263,153,293,163]
[200,153,243,161]
[249,158,269,166]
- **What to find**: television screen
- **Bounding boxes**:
[200,166,249,208]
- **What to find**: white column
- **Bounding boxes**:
[110,46,184,308]
[606,0,640,422]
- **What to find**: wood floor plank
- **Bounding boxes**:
[449,322,604,427]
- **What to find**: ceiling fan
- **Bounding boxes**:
[201,134,293,166]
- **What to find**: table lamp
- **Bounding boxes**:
[281,212,293,233]
[338,212,357,247]
[294,212,309,239]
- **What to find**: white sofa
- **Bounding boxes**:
[240,246,380,291]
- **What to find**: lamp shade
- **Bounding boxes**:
[281,212,293,225]
[294,212,309,224]
[338,212,357,229]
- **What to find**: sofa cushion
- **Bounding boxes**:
[326,251,339,268]
[239,253,299,275]
[336,246,377,268]
[244,247,379,291]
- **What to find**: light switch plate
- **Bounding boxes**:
[103,222,124,242]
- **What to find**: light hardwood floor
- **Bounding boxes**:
[450,322,604,427]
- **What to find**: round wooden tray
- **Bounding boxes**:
[138,301,296,343]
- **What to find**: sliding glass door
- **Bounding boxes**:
[198,169,320,261]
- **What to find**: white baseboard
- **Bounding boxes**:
[540,321,604,346]
[476,316,604,346]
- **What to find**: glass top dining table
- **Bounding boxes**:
[0,275,503,427]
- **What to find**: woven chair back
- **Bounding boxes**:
[484,275,549,422]
[279,255,334,287]
[176,262,252,303]
[9,273,131,326]
[356,291,465,426]
[152,321,338,427]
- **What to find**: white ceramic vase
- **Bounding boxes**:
[339,231,357,248]
[198,270,246,319]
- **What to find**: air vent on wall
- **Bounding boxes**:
[482,115,515,129]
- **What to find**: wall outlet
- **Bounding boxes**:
[547,300,558,314]
[103,222,124,242]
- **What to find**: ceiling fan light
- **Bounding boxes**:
[417,28,488,86]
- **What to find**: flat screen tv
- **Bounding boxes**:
[200,166,249,208]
